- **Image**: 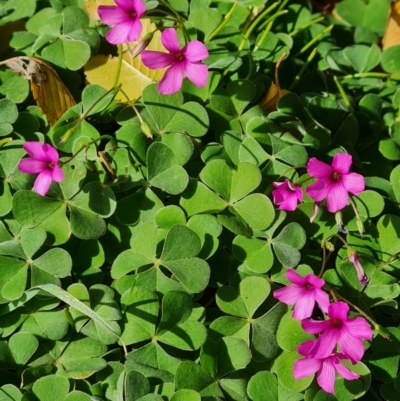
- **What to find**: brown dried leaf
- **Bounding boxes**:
[383,1,400,50]
[0,56,76,126]
[259,52,289,114]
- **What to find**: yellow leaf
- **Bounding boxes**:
[84,20,166,102]
[0,56,76,126]
[383,1,400,50]
[84,0,115,20]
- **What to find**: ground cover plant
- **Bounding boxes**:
[2,0,400,399]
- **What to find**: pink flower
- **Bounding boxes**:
[301,301,372,363]
[294,340,360,394]
[18,142,64,196]
[141,28,209,94]
[98,0,146,45]
[306,153,364,213]
[349,252,368,286]
[272,179,303,211]
[273,268,329,320]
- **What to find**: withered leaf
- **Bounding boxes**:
[0,56,76,126]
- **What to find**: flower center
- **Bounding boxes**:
[332,171,341,181]
[131,11,136,18]
[306,284,313,289]
[176,51,185,61]
[332,318,343,328]
[47,162,54,170]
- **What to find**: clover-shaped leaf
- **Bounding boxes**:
[68,283,122,345]
[147,142,188,195]
[0,227,71,301]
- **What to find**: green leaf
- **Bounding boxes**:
[308,96,344,133]
[276,312,315,352]
[247,372,278,401]
[120,286,158,345]
[188,8,222,38]
[0,385,22,401]
[32,375,70,401]
[82,84,114,116]
[343,44,380,73]
[125,371,150,401]
[216,276,270,318]
[215,337,251,377]
[0,99,18,125]
[8,332,38,366]
[276,351,313,392]
[170,390,201,401]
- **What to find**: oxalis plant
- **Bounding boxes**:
[1,0,400,399]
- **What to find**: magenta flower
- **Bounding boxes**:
[18,142,64,196]
[301,301,372,363]
[272,179,303,211]
[349,252,368,286]
[141,28,209,94]
[294,340,360,394]
[273,268,329,320]
[98,0,146,45]
[306,153,365,213]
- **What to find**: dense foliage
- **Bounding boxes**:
[1,0,400,400]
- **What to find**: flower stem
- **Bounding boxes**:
[60,86,118,144]
[341,72,390,79]
[113,44,123,88]
[236,2,279,54]
[205,1,238,43]
[289,16,325,37]
[252,9,289,53]
[159,0,182,21]
[319,241,327,277]
[294,24,333,57]
[61,135,116,166]
[0,137,12,147]
[334,75,352,111]
[289,47,318,90]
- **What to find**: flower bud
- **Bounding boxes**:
[141,122,153,139]
[356,217,364,238]
[325,241,335,252]
[310,201,320,223]
[129,31,154,58]
[375,324,392,341]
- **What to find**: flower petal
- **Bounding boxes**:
[294,357,321,379]
[292,292,316,320]
[307,157,332,178]
[295,186,303,202]
[183,40,209,62]
[306,275,325,289]
[297,340,317,356]
[334,359,360,381]
[114,0,134,11]
[309,328,339,359]
[98,5,130,25]
[184,61,208,88]
[141,50,176,69]
[317,358,336,394]
[345,317,373,340]
[132,0,146,16]
[342,172,365,195]
[306,180,330,202]
[105,21,140,44]
[313,288,330,313]
[18,158,47,174]
[126,18,142,42]
[273,285,305,305]
[328,302,349,320]
[23,142,47,161]
[302,319,332,335]
[332,153,352,174]
[278,193,299,211]
[33,170,52,196]
[51,165,64,183]
[43,144,59,164]
[161,28,181,53]
[157,63,184,94]
[326,182,349,213]
[286,268,307,285]
[338,328,365,363]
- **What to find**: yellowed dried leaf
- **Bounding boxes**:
[84,20,166,102]
[0,56,76,126]
[383,1,400,50]
[84,0,115,20]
